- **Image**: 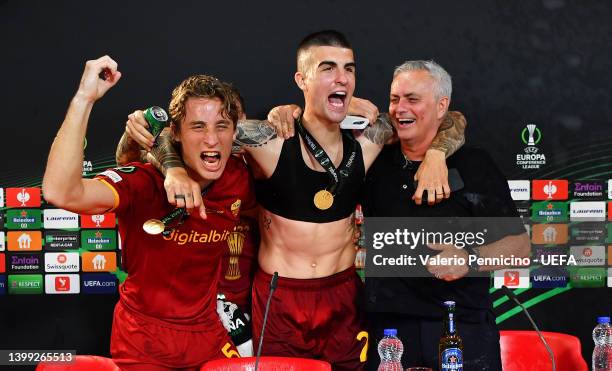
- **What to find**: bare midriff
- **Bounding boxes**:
[258,207,356,279]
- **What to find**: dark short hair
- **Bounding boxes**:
[168,75,241,129]
[296,30,352,70]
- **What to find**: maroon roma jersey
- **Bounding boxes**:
[96,158,254,327]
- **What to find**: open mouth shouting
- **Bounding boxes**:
[200,151,222,171]
[328,90,347,110]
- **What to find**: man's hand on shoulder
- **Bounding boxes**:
[348,97,379,126]
[266,104,302,139]
[164,167,207,220]
[413,149,449,205]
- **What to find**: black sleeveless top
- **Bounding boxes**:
[255,132,365,222]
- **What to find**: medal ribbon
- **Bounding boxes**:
[295,116,358,195]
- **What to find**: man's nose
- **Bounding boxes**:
[335,69,349,85]
[203,129,220,146]
[396,98,410,114]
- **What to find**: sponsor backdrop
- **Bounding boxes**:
[1,0,611,365]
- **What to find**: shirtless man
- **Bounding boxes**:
[119,30,465,370]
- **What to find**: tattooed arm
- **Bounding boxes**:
[234,120,278,147]
[148,128,183,175]
[414,111,468,205]
[142,119,279,175]
[115,132,148,165]
[358,114,395,171]
[362,113,395,146]
[429,111,466,158]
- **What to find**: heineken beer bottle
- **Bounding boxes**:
[439,300,463,371]
[143,106,169,140]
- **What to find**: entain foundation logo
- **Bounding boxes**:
[516,124,546,170]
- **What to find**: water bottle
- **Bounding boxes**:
[377,328,404,371]
[593,316,612,371]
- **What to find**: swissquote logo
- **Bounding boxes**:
[570,245,605,266]
[516,124,546,170]
[45,252,80,272]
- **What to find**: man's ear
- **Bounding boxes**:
[294,71,307,91]
[436,96,450,120]
[170,123,180,142]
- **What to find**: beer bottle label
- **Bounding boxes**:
[440,348,463,371]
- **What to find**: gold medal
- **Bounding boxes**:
[313,189,334,210]
[143,219,165,235]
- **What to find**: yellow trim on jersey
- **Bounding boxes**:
[96,178,120,212]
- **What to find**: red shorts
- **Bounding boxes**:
[252,267,368,371]
[110,301,239,370]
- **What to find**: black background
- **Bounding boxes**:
[1,0,612,367]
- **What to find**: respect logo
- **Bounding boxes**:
[8,274,43,294]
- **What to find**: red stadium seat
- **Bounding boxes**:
[200,356,332,370]
[36,355,120,371]
[500,330,588,371]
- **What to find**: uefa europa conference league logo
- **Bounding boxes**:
[516,124,547,169]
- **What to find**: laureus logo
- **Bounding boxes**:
[516,124,547,170]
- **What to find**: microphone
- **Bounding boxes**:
[501,285,556,371]
[254,271,279,371]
